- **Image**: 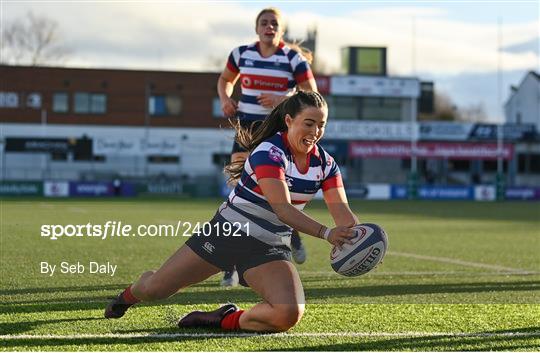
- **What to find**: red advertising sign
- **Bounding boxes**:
[314,75,331,95]
[349,141,513,160]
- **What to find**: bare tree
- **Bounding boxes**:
[204,55,225,72]
[458,103,488,122]
[431,91,460,121]
[1,11,70,66]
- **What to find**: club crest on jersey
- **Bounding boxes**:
[241,76,252,88]
[268,146,282,162]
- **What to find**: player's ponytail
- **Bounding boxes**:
[285,42,313,65]
[224,91,326,185]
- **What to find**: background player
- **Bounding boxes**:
[217,7,318,286]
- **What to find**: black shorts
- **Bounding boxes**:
[231,119,264,154]
[185,212,291,287]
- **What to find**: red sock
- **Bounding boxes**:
[221,310,244,330]
[121,286,140,304]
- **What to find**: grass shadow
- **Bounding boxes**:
[2,279,539,316]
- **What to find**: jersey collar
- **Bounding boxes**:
[255,41,285,57]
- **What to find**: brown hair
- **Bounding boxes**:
[255,7,313,64]
[224,91,326,185]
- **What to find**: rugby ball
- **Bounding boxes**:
[330,223,388,277]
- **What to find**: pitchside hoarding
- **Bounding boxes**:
[44,181,70,197]
[505,187,540,200]
[69,182,113,197]
[391,185,474,200]
[0,181,42,196]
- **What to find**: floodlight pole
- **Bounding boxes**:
[496,17,505,200]
[41,108,49,179]
[408,16,419,200]
[409,96,418,199]
[144,83,150,178]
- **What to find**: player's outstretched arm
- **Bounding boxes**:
[323,186,359,227]
[258,178,354,247]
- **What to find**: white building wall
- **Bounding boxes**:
[0,123,235,180]
[504,72,540,130]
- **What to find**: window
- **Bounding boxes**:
[74,92,107,114]
[326,96,358,120]
[483,160,508,172]
[518,153,540,174]
[90,94,107,113]
[448,159,470,172]
[51,152,67,161]
[53,93,69,113]
[213,97,224,118]
[74,93,89,113]
[149,95,182,116]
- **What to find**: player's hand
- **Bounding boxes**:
[221,97,238,117]
[257,93,282,109]
[327,226,355,249]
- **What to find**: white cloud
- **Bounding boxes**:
[289,6,538,75]
[3,2,537,74]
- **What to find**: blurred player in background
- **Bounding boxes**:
[105,91,358,333]
[217,7,318,286]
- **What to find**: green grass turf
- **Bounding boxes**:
[1,198,539,351]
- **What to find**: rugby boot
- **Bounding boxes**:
[220,270,239,287]
[104,293,134,319]
[178,303,239,328]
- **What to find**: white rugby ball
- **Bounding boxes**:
[330,223,388,277]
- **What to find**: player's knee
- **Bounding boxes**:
[271,304,305,332]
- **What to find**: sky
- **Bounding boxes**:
[2,0,539,122]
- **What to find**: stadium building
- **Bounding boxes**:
[1,64,539,200]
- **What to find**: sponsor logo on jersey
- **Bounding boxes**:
[241,74,288,91]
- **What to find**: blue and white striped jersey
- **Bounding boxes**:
[227,41,314,121]
[217,132,343,246]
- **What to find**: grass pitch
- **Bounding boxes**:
[1,198,539,351]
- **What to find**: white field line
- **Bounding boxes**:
[68,207,88,214]
[1,331,540,340]
[298,270,539,276]
[387,251,530,273]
